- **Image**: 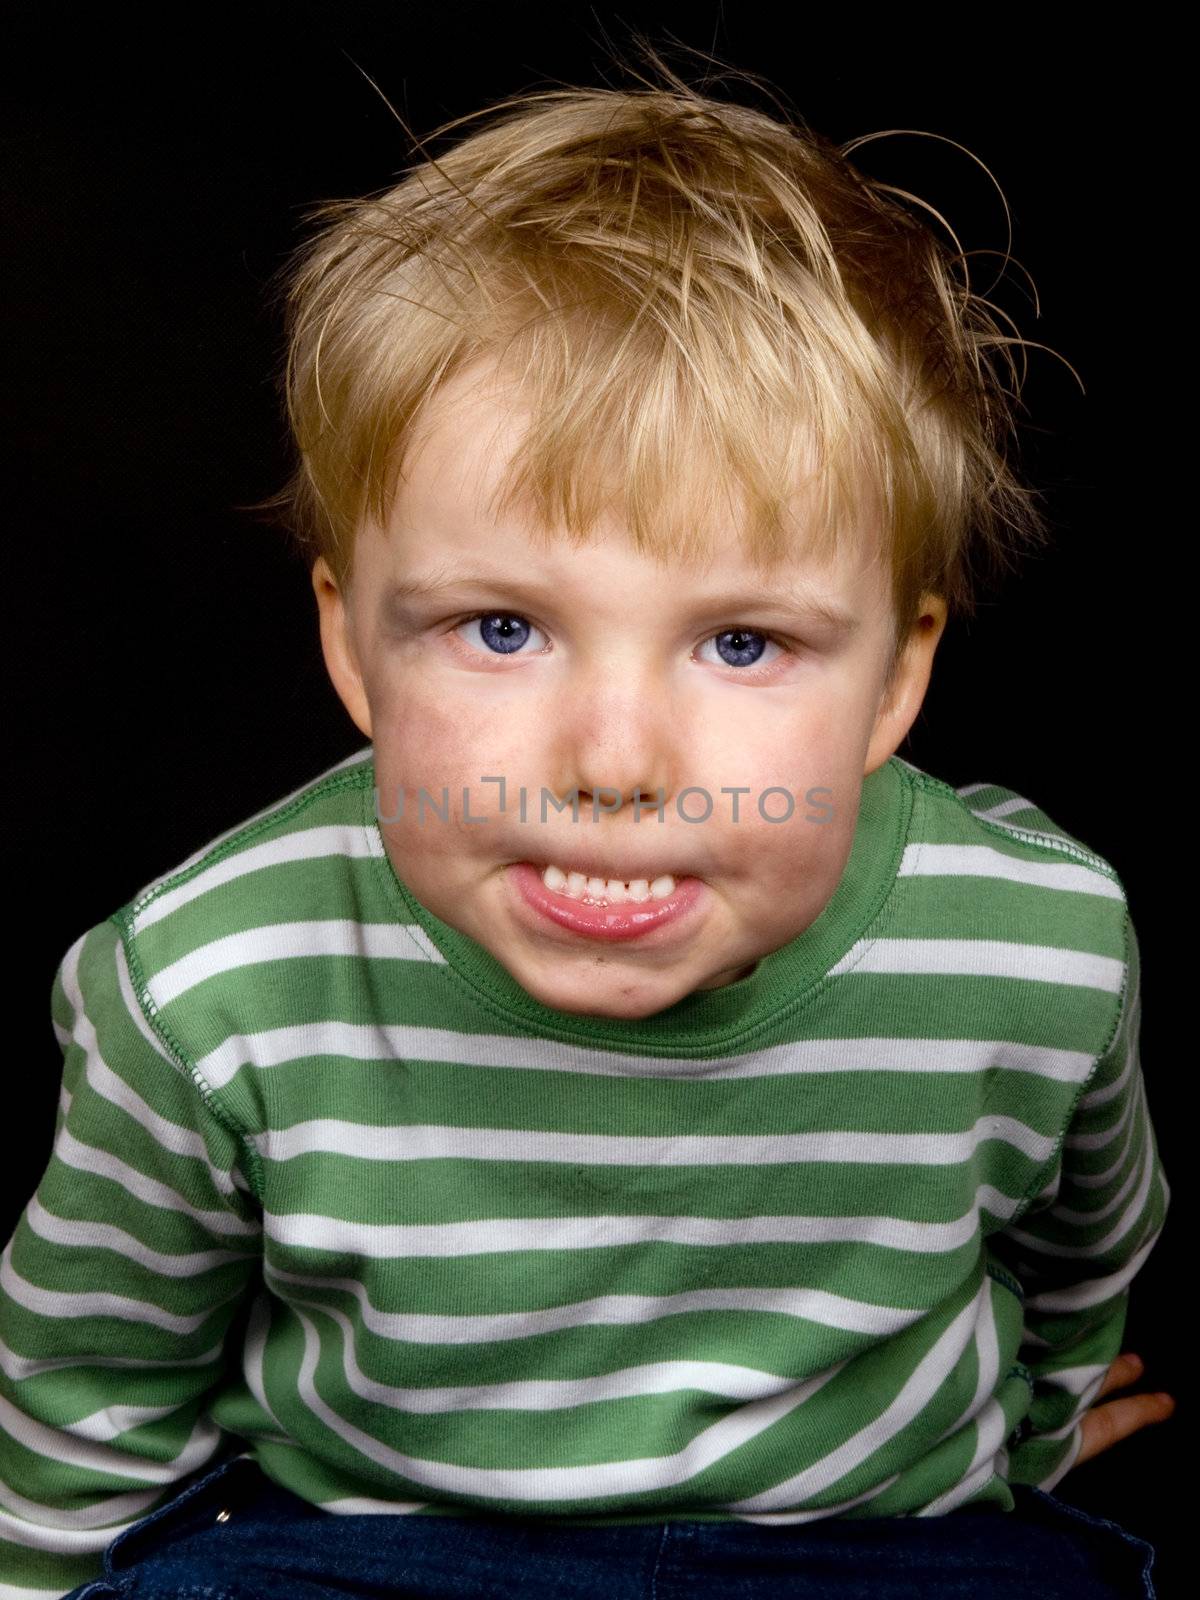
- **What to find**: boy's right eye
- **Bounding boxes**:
[453,612,549,658]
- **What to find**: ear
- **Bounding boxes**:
[863,594,948,776]
[312,557,373,740]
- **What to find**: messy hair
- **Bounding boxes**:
[249,41,1062,685]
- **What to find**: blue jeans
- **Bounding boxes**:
[63,1451,1158,1599]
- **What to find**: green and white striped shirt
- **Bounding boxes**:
[0,746,1169,1598]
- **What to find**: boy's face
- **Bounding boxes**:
[315,363,946,1021]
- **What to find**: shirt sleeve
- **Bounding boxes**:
[995,906,1171,1493]
[0,916,262,1599]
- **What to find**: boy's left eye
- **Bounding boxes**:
[696,629,784,671]
[451,612,789,674]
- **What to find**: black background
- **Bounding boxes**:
[4,3,1182,1585]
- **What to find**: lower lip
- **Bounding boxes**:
[507,862,706,942]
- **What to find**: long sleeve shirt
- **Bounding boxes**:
[0,746,1170,1598]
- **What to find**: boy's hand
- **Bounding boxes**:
[1075,1351,1176,1464]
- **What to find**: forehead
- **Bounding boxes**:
[377,359,887,608]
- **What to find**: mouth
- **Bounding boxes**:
[507,861,706,941]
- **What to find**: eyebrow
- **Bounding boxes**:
[383,570,860,636]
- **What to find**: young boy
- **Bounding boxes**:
[0,59,1173,1600]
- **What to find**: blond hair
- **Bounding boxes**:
[249,43,1063,683]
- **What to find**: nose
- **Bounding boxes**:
[548,664,675,816]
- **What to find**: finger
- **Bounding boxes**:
[1075,1391,1175,1465]
[1095,1351,1145,1400]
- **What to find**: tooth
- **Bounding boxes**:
[539,864,679,904]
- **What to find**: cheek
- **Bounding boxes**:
[421,713,476,781]
[699,708,846,811]
[372,685,507,784]
[700,719,859,882]
[370,685,531,859]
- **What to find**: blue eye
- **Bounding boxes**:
[451,614,789,676]
[698,629,783,671]
[456,613,548,656]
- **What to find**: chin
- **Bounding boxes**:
[518,967,687,1022]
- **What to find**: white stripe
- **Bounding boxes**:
[286,1293,826,1412]
[242,1289,287,1435]
[60,932,249,1206]
[48,1124,258,1238]
[970,793,1046,822]
[274,1263,976,1515]
[726,1473,902,1523]
[728,1281,990,1512]
[1068,1062,1145,1190]
[22,1195,252,1277]
[1025,1362,1110,1400]
[34,1399,181,1446]
[828,938,1125,991]
[897,843,1124,899]
[948,784,1115,872]
[0,1239,239,1336]
[1079,965,1140,1110]
[65,967,215,1164]
[0,1387,222,1495]
[0,1584,78,1598]
[278,1278,988,1508]
[0,1331,223,1383]
[1007,1135,1158,1262]
[255,1114,1059,1169]
[1067,1077,1148,1192]
[151,919,446,1008]
[915,1450,1005,1518]
[0,1449,217,1549]
[263,1262,925,1342]
[1034,1423,1083,1493]
[1046,1116,1150,1227]
[196,1020,1098,1093]
[287,1306,850,1501]
[110,953,260,1208]
[965,817,1112,873]
[915,1278,1008,1516]
[0,1497,154,1552]
[1067,1060,1144,1150]
[264,1187,1027,1261]
[136,823,383,932]
[317,1492,431,1513]
[1025,1225,1164,1312]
